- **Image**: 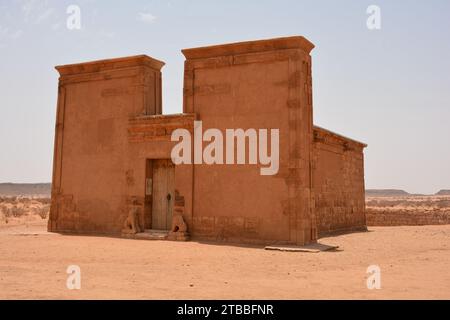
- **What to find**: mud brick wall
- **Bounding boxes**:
[366,209,450,226]
[313,127,367,236]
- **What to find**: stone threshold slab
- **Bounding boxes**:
[122,229,169,240]
[265,243,339,253]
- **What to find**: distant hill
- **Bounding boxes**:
[366,189,411,197]
[0,184,446,197]
[0,183,51,197]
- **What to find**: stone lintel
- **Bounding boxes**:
[181,36,315,60]
[55,54,165,76]
[128,113,196,142]
[129,112,196,125]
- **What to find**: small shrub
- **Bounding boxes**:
[37,205,50,219]
[436,200,450,209]
[11,206,26,217]
[0,205,9,217]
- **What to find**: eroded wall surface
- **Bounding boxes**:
[312,127,367,235]
[182,37,317,245]
[49,56,165,234]
[366,209,450,226]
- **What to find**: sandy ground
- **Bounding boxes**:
[0,220,449,299]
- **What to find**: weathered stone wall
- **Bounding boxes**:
[312,126,367,236]
[182,37,317,245]
[49,55,165,234]
[365,196,450,226]
[366,209,450,226]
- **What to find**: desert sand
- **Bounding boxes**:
[0,216,449,299]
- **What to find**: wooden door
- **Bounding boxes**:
[144,160,153,230]
[151,159,174,230]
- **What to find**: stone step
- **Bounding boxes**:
[135,229,169,240]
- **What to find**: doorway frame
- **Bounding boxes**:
[144,158,174,231]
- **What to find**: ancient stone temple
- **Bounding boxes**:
[48,36,367,245]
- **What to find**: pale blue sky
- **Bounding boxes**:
[0,0,449,194]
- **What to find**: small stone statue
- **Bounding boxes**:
[122,205,141,234]
[168,214,189,241]
[171,214,188,233]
